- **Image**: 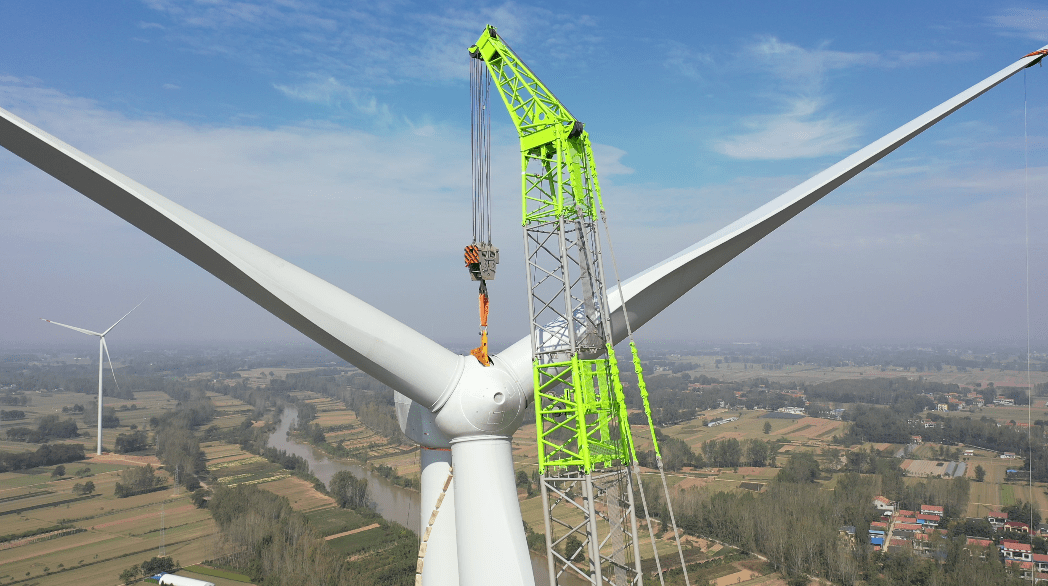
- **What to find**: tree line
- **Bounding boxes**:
[206,484,414,586]
[0,443,85,472]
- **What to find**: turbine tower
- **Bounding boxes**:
[42,301,142,455]
[0,34,1044,586]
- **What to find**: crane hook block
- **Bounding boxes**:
[464,243,499,281]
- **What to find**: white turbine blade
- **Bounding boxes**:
[101,298,145,337]
[495,46,1048,385]
[0,110,463,410]
[101,337,121,397]
[451,437,533,586]
[40,318,102,337]
[606,46,1048,342]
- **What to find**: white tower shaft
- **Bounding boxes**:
[97,337,104,455]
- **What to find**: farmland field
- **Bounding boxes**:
[0,390,178,455]
[671,355,1048,389]
[0,455,217,586]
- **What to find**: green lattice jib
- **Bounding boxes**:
[469,26,603,226]
[471,25,647,473]
[533,350,634,473]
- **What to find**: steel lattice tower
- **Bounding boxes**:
[470,26,644,586]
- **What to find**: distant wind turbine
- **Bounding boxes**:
[42,301,143,455]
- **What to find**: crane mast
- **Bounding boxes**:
[469,25,656,586]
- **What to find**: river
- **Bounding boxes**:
[267,406,552,585]
[267,406,421,528]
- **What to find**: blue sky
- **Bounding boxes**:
[1,1,1048,351]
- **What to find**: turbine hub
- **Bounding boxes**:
[434,358,526,440]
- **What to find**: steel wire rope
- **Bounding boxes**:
[1024,70,1034,583]
[598,208,690,586]
[470,57,493,246]
[470,58,478,244]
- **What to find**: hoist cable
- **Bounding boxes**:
[1024,70,1034,572]
[599,208,691,586]
[470,58,493,246]
[470,60,478,244]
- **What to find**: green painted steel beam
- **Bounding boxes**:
[472,24,657,474]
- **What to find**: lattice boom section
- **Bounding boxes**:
[534,353,634,473]
[542,469,642,585]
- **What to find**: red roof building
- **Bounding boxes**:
[888,536,910,551]
[966,537,993,548]
[1033,553,1048,573]
[1005,520,1031,534]
[920,505,944,517]
[1001,539,1033,561]
[917,514,940,526]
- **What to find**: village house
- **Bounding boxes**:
[966,536,994,559]
[888,536,910,554]
[988,511,1009,529]
[917,514,940,528]
[1034,553,1048,574]
[873,496,894,516]
[1007,560,1035,581]
[1001,539,1033,561]
[894,523,922,534]
[912,532,932,555]
[920,505,944,518]
[1005,520,1031,534]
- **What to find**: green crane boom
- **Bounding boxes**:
[469,24,667,586]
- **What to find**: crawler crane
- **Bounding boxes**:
[467,25,685,586]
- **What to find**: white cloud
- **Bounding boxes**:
[990,8,1048,41]
[274,76,393,124]
[162,83,180,90]
[137,1,600,87]
[714,97,862,160]
[591,143,633,177]
[662,41,713,80]
[713,37,964,161]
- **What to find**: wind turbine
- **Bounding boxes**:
[42,301,143,455]
[0,35,1044,585]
